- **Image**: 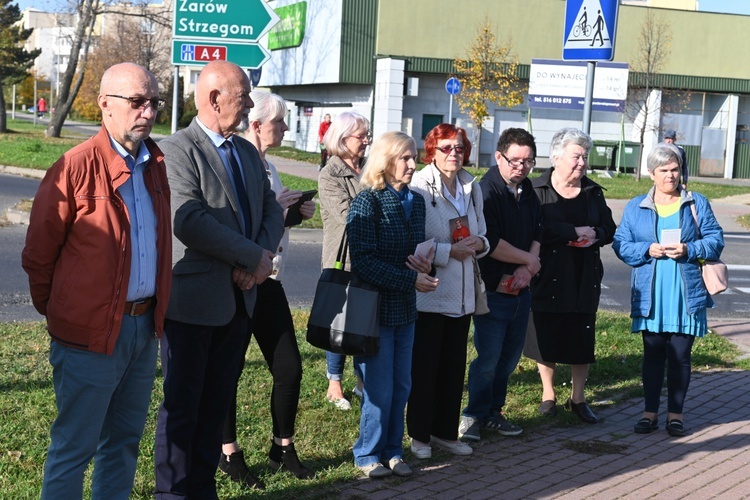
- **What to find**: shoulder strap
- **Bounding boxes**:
[688,192,702,238]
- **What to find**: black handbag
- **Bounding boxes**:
[306,232,381,355]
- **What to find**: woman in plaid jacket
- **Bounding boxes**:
[346,131,438,479]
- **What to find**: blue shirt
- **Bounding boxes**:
[387,184,414,219]
[195,118,249,234]
[110,137,157,301]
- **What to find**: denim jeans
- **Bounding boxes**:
[464,290,531,421]
[326,352,362,382]
[326,351,346,381]
[42,312,158,500]
[353,323,414,467]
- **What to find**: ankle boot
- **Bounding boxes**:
[268,440,315,479]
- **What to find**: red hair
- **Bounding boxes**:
[423,123,472,165]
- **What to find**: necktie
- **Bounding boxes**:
[221,140,252,236]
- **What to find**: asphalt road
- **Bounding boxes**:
[3,172,750,322]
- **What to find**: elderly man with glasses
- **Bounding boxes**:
[23,62,171,499]
[459,127,543,442]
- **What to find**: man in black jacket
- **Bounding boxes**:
[459,128,542,441]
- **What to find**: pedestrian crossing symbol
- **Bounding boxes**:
[562,0,619,61]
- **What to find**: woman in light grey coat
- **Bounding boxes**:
[318,110,370,409]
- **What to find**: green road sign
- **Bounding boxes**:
[173,0,280,43]
[172,40,270,69]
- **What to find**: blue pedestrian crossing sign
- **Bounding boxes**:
[562,0,619,61]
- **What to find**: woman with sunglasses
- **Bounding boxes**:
[407,124,489,459]
[318,111,369,409]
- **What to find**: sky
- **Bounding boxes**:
[13,0,750,15]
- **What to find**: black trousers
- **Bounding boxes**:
[407,312,471,443]
[155,290,250,499]
[223,279,303,442]
[642,331,695,414]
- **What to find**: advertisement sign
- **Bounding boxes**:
[268,1,307,50]
[528,59,628,112]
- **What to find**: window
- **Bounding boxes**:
[421,114,443,139]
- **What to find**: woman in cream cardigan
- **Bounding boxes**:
[407,124,489,459]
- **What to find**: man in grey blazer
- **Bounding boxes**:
[154,61,283,499]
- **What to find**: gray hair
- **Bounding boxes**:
[549,128,593,164]
[323,111,370,157]
[248,90,287,124]
[647,143,683,173]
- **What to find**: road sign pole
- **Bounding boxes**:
[582,61,595,134]
[172,66,180,134]
[448,94,453,124]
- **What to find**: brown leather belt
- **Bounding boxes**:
[124,297,156,316]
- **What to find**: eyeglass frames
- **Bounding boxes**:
[106,94,166,111]
[350,133,372,142]
[500,152,536,168]
[435,145,466,155]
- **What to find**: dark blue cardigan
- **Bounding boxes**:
[346,187,426,326]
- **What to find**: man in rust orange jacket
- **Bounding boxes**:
[22,63,171,499]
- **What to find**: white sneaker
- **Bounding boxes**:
[410,441,432,459]
[327,396,351,411]
[430,435,473,456]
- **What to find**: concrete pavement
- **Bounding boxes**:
[270,155,750,499]
[330,368,750,499]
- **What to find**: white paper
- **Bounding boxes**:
[661,229,682,246]
[414,238,435,259]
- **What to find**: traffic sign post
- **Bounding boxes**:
[562,0,620,134]
[445,77,461,124]
[172,40,270,69]
[170,0,280,132]
[562,0,620,62]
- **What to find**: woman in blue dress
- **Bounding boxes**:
[613,143,724,437]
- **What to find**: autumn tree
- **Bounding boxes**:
[454,21,524,165]
[73,13,172,122]
[0,0,42,132]
[46,0,172,137]
[625,10,690,181]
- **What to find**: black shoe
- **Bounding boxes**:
[269,440,315,480]
[538,399,557,417]
[218,451,265,490]
[634,417,659,434]
[565,398,598,424]
[666,419,689,437]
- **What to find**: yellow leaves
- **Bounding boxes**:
[453,20,525,129]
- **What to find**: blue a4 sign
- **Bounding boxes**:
[562,0,620,61]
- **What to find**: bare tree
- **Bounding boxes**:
[45,0,172,137]
[625,10,690,181]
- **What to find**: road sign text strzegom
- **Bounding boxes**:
[173,0,280,43]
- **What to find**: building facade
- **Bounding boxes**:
[258,0,750,178]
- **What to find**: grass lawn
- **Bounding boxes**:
[0,310,747,498]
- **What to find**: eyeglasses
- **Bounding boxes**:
[500,152,536,169]
[435,145,466,155]
[106,94,166,111]
[350,133,372,142]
